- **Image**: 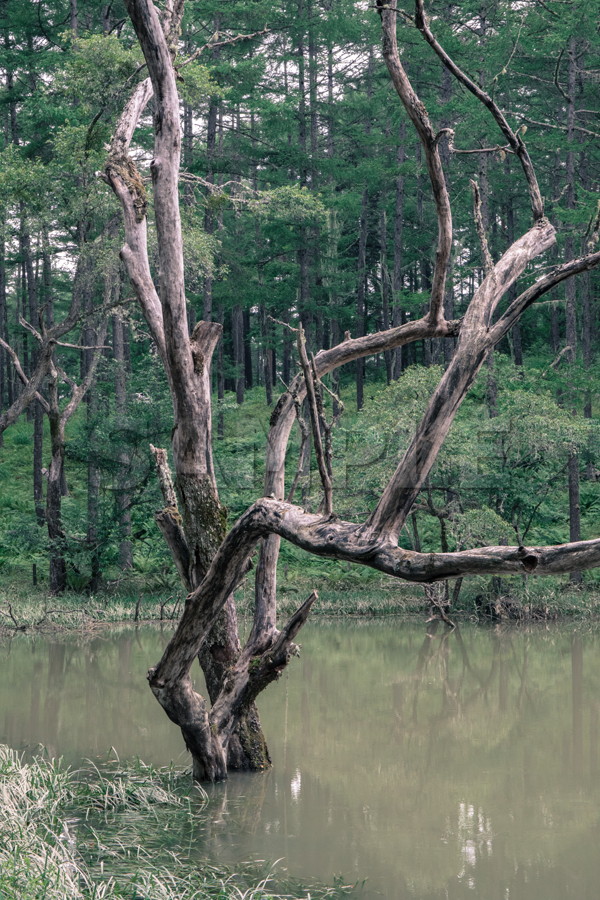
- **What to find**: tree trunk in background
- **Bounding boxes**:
[380,209,393,384]
[569,451,583,586]
[504,181,523,366]
[41,226,54,329]
[0,215,7,414]
[296,0,314,341]
[202,15,221,322]
[113,312,133,569]
[47,373,67,594]
[564,39,581,586]
[243,307,253,391]
[87,390,102,591]
[232,304,245,404]
[20,217,46,512]
[33,401,44,525]
[356,51,374,408]
[260,305,273,406]
[356,188,369,410]
[216,304,225,439]
[392,123,406,379]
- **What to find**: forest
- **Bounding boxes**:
[1,0,600,772]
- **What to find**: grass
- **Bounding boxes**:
[0,745,358,900]
[2,565,600,635]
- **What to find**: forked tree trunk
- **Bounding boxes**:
[112,0,600,782]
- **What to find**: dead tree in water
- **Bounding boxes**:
[111,0,600,780]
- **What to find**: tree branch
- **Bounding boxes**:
[490,249,600,341]
[379,2,452,325]
[413,0,545,221]
[364,222,555,541]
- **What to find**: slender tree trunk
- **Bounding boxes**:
[232,304,245,404]
[113,312,133,568]
[33,401,45,525]
[87,391,102,591]
[564,39,582,585]
[380,210,393,383]
[392,124,406,379]
[216,304,225,439]
[356,189,369,410]
[568,451,583,586]
[47,370,67,593]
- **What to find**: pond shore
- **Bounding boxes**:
[1,576,600,637]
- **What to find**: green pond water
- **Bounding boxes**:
[1,619,600,899]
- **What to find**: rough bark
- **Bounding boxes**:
[112,0,271,778]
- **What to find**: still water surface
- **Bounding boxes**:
[1,620,600,899]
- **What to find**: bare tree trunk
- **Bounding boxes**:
[110,0,271,779]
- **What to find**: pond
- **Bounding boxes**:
[1,619,600,899]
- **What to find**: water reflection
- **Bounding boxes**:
[2,621,600,898]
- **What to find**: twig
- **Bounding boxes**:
[0,603,22,629]
[424,584,456,629]
[491,14,525,84]
[454,144,513,155]
[541,345,573,376]
[517,115,600,139]
[268,315,298,334]
[179,26,270,67]
[320,379,345,422]
[55,341,111,351]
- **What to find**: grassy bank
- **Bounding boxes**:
[0,745,356,900]
[1,569,600,635]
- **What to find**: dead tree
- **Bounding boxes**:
[0,248,110,593]
[112,0,600,780]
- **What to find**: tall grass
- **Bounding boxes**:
[0,746,357,900]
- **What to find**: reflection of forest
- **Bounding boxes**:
[1,623,600,899]
[0,626,183,764]
[248,623,600,898]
